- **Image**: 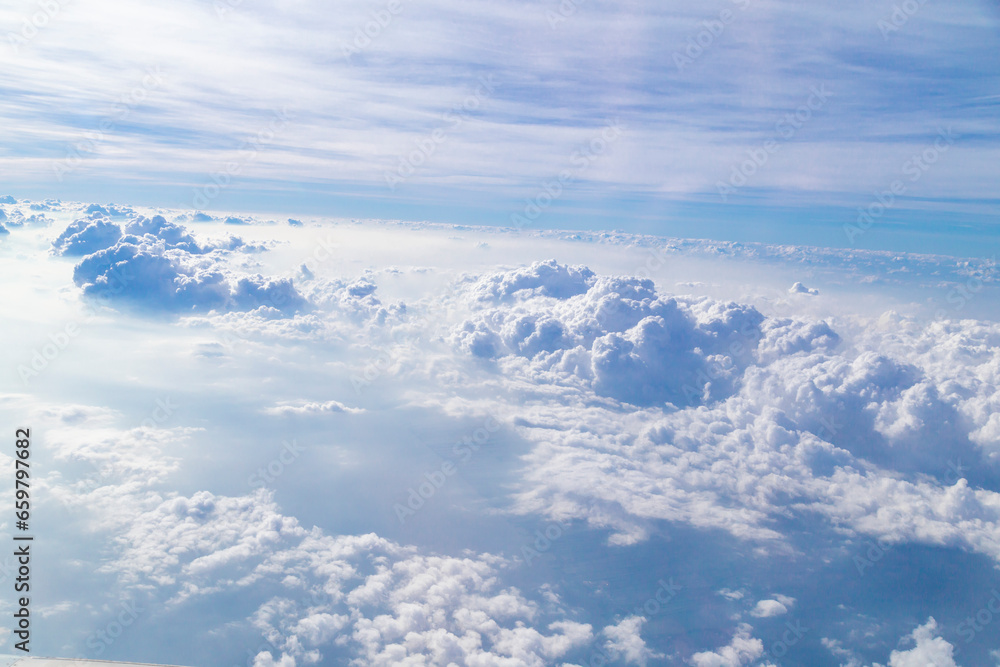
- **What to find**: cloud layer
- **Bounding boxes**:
[4,205,999,665]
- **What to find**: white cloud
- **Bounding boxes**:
[882,618,960,667]
[788,282,819,296]
[437,260,1000,564]
[38,398,595,666]
[55,215,308,314]
[750,599,790,618]
[689,623,763,667]
[603,616,663,666]
[7,214,1000,665]
[263,400,365,416]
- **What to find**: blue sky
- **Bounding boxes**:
[2,0,998,255]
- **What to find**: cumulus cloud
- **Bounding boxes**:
[788,281,819,296]
[22,212,51,226]
[12,216,1000,666]
[454,261,766,407]
[82,203,134,218]
[602,616,662,666]
[879,618,960,667]
[689,623,764,667]
[750,601,784,618]
[253,652,297,667]
[42,400,596,666]
[303,276,405,326]
[440,260,1000,564]
[123,215,206,253]
[52,218,123,256]
[3,209,23,226]
[469,259,596,303]
[132,500,595,666]
[58,216,307,314]
[73,240,234,312]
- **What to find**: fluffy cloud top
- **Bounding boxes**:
[442,260,1000,563]
[39,401,595,667]
[749,597,792,618]
[10,216,1000,666]
[879,618,960,667]
[688,624,764,667]
[455,260,769,407]
[602,616,662,666]
[53,215,307,314]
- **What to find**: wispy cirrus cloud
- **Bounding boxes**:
[0,0,997,244]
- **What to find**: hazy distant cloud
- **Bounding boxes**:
[263,400,365,416]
